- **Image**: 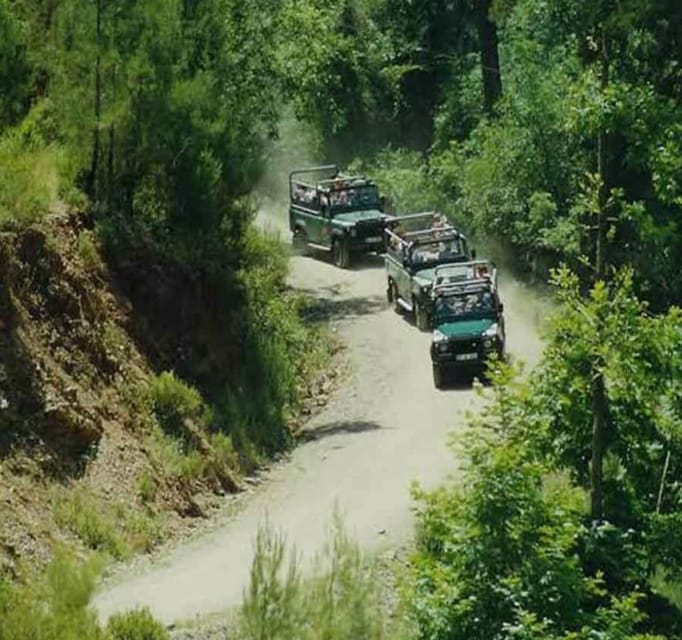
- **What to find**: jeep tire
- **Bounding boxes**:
[292,227,308,255]
[391,281,402,314]
[432,364,443,389]
[332,238,350,269]
[414,299,429,331]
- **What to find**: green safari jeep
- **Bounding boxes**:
[429,262,506,388]
[385,212,474,331]
[289,165,391,268]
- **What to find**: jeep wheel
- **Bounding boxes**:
[432,364,443,389]
[391,282,402,314]
[332,239,350,269]
[292,228,308,255]
[386,279,394,304]
[414,300,429,331]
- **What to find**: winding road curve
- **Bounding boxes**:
[93,236,548,626]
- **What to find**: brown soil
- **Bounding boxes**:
[0,212,338,576]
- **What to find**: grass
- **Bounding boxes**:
[0,552,167,640]
[76,231,101,270]
[53,486,163,560]
[0,135,57,228]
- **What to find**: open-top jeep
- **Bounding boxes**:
[429,261,506,388]
[384,212,474,330]
[289,165,390,268]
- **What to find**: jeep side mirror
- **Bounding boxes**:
[498,303,504,313]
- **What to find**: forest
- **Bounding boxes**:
[0,0,681,638]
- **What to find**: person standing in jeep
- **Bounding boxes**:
[289,165,392,268]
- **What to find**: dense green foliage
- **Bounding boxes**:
[409,275,682,639]
[276,0,682,309]
[238,518,404,640]
[0,555,167,639]
[1,0,680,638]
[0,0,333,482]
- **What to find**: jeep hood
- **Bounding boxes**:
[413,268,436,287]
[334,209,386,225]
[436,317,496,338]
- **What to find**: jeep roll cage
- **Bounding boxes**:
[385,212,468,247]
[289,164,378,195]
[432,261,498,294]
[289,165,382,215]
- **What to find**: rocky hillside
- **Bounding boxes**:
[0,212,336,575]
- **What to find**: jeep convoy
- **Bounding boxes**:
[429,261,505,388]
[288,166,506,387]
[289,165,391,268]
[384,212,474,330]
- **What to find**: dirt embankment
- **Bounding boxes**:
[0,213,332,576]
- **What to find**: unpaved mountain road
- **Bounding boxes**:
[94,248,548,626]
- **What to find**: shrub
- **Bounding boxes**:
[137,470,157,503]
[106,608,170,640]
[0,130,57,228]
[148,371,206,442]
[54,487,163,558]
[54,488,128,559]
[239,517,394,640]
[0,553,102,640]
[77,231,101,270]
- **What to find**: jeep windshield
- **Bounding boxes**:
[409,236,467,268]
[329,185,380,213]
[433,289,497,322]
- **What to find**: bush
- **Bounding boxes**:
[54,487,163,558]
[148,372,206,442]
[0,553,102,640]
[239,517,395,640]
[106,608,170,640]
[0,130,57,228]
[137,470,157,503]
[54,488,128,559]
[77,231,101,270]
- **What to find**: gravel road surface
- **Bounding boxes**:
[94,239,548,626]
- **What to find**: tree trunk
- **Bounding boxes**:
[107,64,116,208]
[590,30,610,521]
[88,0,102,201]
[478,0,502,116]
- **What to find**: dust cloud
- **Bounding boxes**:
[255,109,322,240]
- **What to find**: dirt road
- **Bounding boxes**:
[94,244,548,626]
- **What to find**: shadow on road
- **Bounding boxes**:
[348,254,386,271]
[302,295,387,322]
[436,371,491,391]
[291,251,386,272]
[299,420,383,442]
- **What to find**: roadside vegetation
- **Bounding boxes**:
[0,0,680,638]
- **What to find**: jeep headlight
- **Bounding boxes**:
[483,323,498,338]
[433,329,448,343]
[483,337,494,349]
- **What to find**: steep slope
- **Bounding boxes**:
[0,212,333,575]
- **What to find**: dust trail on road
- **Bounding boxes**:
[93,241,549,625]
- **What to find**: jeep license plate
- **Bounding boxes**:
[365,236,382,243]
[456,352,478,361]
